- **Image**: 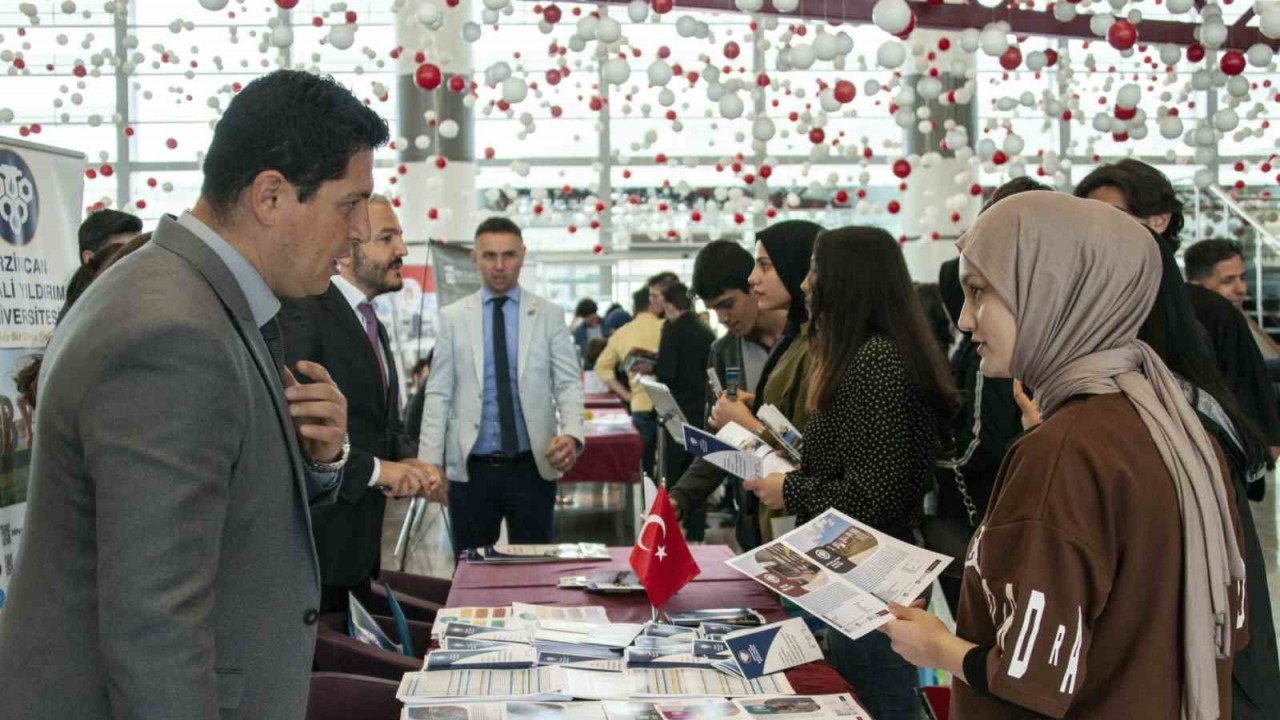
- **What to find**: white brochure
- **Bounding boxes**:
[625,668,794,698]
[502,701,609,720]
[726,509,951,641]
[732,694,873,720]
[398,667,569,704]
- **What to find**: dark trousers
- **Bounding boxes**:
[827,624,923,720]
[632,411,659,482]
[319,574,374,615]
[448,455,556,551]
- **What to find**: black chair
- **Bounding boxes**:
[313,611,430,682]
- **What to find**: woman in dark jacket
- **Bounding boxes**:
[745,226,958,720]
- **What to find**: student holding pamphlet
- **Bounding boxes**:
[742,227,958,720]
[880,193,1249,719]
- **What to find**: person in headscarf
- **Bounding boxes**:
[670,219,823,549]
[879,192,1248,720]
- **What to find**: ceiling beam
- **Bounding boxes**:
[585,0,1278,50]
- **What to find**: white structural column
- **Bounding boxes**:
[396,0,477,254]
[899,29,981,281]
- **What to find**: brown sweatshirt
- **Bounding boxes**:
[952,393,1248,719]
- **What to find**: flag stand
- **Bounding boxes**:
[649,407,679,624]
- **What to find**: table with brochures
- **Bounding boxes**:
[443,545,853,698]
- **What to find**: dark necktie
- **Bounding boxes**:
[260,316,285,376]
[492,296,519,455]
[357,301,388,391]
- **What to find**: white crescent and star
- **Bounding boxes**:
[638,513,669,560]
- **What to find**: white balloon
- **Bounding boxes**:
[627,0,649,22]
[1089,13,1115,39]
[1003,133,1025,156]
[576,16,598,40]
[1247,43,1274,67]
[1191,70,1213,91]
[814,33,839,61]
[1195,146,1217,165]
[1193,168,1215,189]
[1167,0,1193,12]
[979,26,1008,57]
[198,0,228,10]
[269,25,292,48]
[0,108,14,123]
[328,25,355,51]
[676,15,699,38]
[734,0,764,12]
[819,88,841,112]
[439,120,460,139]
[647,60,672,86]
[1213,107,1239,132]
[596,17,622,43]
[871,0,912,36]
[959,28,981,53]
[917,76,943,100]
[791,43,817,69]
[774,0,800,10]
[894,108,915,128]
[482,0,508,10]
[1025,50,1046,71]
[489,61,512,83]
[1157,115,1182,137]
[1225,76,1250,99]
[501,77,528,103]
[1262,11,1280,40]
[1116,83,1140,108]
[603,57,631,85]
[1053,1,1077,22]
[414,134,432,150]
[1129,123,1149,140]
[1092,113,1113,132]
[1194,125,1216,146]
[417,3,443,27]
[864,79,881,95]
[976,138,997,160]
[976,0,1002,8]
[835,32,854,55]
[481,8,499,24]
[706,82,726,102]
[1200,21,1228,49]
[752,116,776,141]
[876,41,905,69]
[658,87,675,106]
[463,22,482,42]
[719,93,744,119]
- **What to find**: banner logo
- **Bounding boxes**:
[0,150,38,247]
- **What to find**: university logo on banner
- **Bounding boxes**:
[0,137,84,611]
[0,149,39,247]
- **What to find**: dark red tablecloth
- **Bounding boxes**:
[585,392,625,409]
[446,545,854,697]
[562,408,643,486]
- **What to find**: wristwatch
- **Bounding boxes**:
[305,433,350,473]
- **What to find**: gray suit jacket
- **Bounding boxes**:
[420,288,585,483]
[0,217,340,720]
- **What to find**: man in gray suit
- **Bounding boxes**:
[420,217,586,550]
[0,70,394,719]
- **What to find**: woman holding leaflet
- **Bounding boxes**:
[881,192,1248,720]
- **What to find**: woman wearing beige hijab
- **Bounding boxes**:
[880,192,1248,719]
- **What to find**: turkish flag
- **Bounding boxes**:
[629,487,701,608]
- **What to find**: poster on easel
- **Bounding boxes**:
[0,136,85,611]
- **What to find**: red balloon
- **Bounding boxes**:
[414,63,443,91]
[808,127,825,144]
[651,0,673,14]
[1114,104,1137,120]
[448,75,467,93]
[543,4,561,23]
[275,0,299,8]
[1187,43,1205,63]
[1107,20,1137,51]
[546,69,562,85]
[1043,48,1059,67]
[1220,50,1246,76]
[835,190,849,204]
[992,150,1009,166]
[893,12,916,40]
[724,41,740,60]
[892,159,911,179]
[833,80,856,104]
[999,46,1022,71]
[887,200,902,214]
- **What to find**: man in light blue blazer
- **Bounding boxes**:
[420,217,586,549]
